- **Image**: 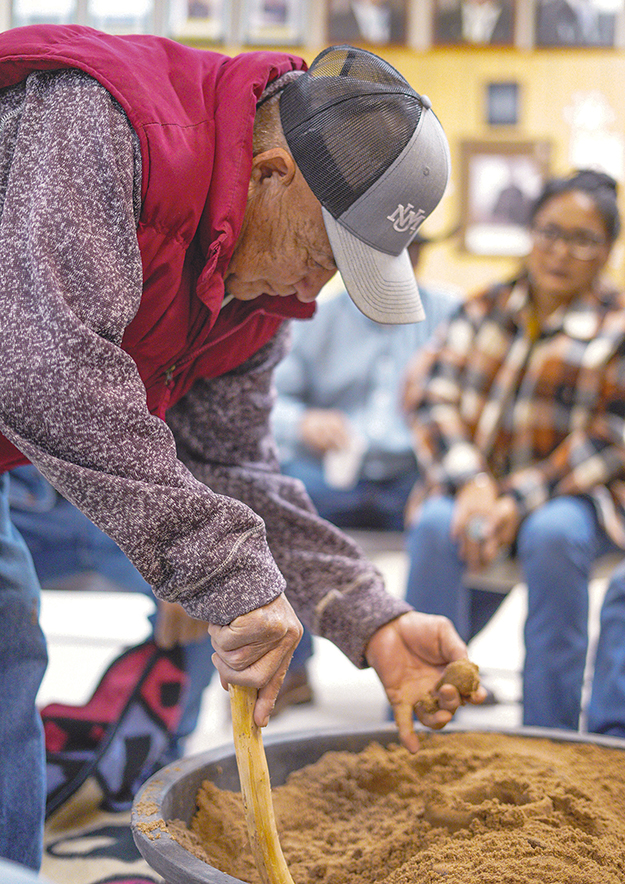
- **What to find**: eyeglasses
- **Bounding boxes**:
[530,224,606,261]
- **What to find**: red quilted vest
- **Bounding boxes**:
[0,25,313,471]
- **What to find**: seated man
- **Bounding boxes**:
[272,237,460,702]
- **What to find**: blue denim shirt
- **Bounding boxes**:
[272,284,460,478]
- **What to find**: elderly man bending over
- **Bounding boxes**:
[0,30,485,872]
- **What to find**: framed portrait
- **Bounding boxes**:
[433,0,515,46]
[326,0,408,47]
[534,0,622,48]
[168,0,228,43]
[11,0,77,26]
[486,82,520,126]
[88,0,153,33]
[460,140,551,256]
[242,0,306,45]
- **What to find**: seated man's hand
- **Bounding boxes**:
[208,593,303,728]
[300,408,352,455]
[155,599,209,649]
[365,611,487,753]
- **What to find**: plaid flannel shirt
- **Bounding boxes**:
[406,276,625,548]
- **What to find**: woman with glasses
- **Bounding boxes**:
[401,168,625,732]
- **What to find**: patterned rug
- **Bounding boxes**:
[42,779,164,884]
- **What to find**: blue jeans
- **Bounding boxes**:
[282,457,418,670]
[586,559,625,736]
[9,466,214,752]
[0,473,47,870]
[282,457,418,532]
[405,494,618,730]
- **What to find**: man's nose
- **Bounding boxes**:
[294,267,337,301]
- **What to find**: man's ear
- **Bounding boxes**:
[248,148,296,197]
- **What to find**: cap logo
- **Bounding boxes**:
[387,203,426,234]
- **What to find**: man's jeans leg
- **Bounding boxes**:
[290,627,313,670]
[518,495,614,730]
[404,496,472,641]
[0,474,47,870]
[586,560,625,736]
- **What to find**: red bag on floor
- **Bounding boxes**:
[41,640,187,817]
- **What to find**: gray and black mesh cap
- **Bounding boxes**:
[280,45,450,324]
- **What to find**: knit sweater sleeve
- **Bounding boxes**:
[0,69,291,624]
[166,324,412,668]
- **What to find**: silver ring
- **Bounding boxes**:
[466,516,488,542]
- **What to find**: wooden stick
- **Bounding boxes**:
[229,684,295,884]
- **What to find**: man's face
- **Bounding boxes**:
[225,148,337,304]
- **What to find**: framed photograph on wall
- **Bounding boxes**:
[168,0,228,43]
[486,81,519,126]
[433,0,515,46]
[534,0,622,47]
[242,0,305,44]
[460,140,551,256]
[326,0,408,47]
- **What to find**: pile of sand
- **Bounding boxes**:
[168,731,625,883]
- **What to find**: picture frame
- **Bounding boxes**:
[242,0,306,45]
[432,0,516,47]
[88,0,154,34]
[486,81,519,126]
[459,140,551,256]
[11,0,77,27]
[534,0,622,48]
[326,0,408,47]
[168,0,228,44]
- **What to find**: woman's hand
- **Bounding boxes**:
[451,475,519,571]
[208,593,303,728]
[452,473,498,569]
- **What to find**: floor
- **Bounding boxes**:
[37,545,610,757]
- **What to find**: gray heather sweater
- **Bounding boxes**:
[0,69,411,667]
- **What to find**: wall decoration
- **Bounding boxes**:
[11,0,77,26]
[326,0,408,46]
[243,0,306,44]
[486,81,520,126]
[564,90,624,182]
[433,0,515,46]
[168,0,227,42]
[460,140,551,256]
[534,0,622,47]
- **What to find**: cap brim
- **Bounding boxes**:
[322,207,425,325]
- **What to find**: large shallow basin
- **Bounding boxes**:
[131,723,625,884]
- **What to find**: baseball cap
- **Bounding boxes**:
[280,45,450,324]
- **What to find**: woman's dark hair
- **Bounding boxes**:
[529,169,621,243]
